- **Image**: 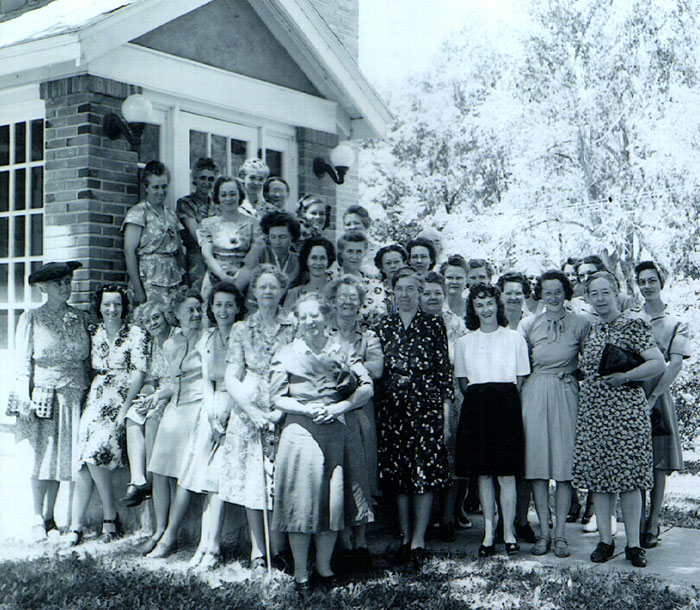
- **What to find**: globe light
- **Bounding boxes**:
[329,143,355,170]
[121,94,153,123]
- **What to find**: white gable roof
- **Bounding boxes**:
[0,0,391,138]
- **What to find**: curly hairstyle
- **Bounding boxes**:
[261,210,301,242]
[249,263,289,294]
[132,301,169,333]
[405,237,437,270]
[373,243,407,279]
[391,265,424,291]
[262,176,289,200]
[533,270,574,301]
[238,158,270,180]
[142,160,170,185]
[294,291,332,317]
[192,157,218,174]
[297,194,331,230]
[423,270,445,288]
[467,258,494,280]
[326,274,366,307]
[343,205,371,230]
[212,176,245,205]
[496,271,532,299]
[166,286,203,327]
[336,230,368,267]
[206,281,247,324]
[93,283,129,319]
[465,283,508,331]
[575,255,606,274]
[634,260,666,289]
[439,254,468,277]
[584,270,619,294]
[560,257,581,272]
[298,236,336,276]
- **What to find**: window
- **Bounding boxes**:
[0,117,44,351]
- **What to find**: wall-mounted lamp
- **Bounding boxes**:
[313,143,355,185]
[102,94,153,146]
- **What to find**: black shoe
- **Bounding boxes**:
[294,579,312,600]
[515,522,537,544]
[625,546,647,568]
[590,541,615,563]
[410,547,429,566]
[505,542,520,556]
[312,571,339,589]
[567,500,581,523]
[439,521,456,543]
[397,542,411,564]
[44,518,58,534]
[478,544,496,558]
[271,550,293,574]
[120,483,152,508]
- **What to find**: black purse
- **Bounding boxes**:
[598,343,644,388]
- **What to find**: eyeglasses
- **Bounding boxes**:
[198,175,216,182]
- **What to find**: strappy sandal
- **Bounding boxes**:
[99,517,122,543]
[553,537,570,558]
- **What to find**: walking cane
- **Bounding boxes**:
[260,429,273,578]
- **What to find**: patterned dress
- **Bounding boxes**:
[374,311,453,494]
[218,309,297,510]
[14,303,90,480]
[121,200,184,305]
[269,336,373,533]
[124,333,171,425]
[78,323,150,471]
[641,306,690,471]
[176,193,215,290]
[572,312,657,492]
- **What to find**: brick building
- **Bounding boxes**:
[0,0,390,363]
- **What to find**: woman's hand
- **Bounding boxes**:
[266,409,285,425]
[646,395,659,415]
[246,407,270,430]
[602,372,629,387]
[313,402,346,424]
[115,410,127,430]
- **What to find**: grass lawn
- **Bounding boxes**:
[0,541,698,610]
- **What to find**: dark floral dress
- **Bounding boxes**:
[77,323,150,470]
[572,312,657,493]
[374,311,453,494]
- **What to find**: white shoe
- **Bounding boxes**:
[583,514,597,533]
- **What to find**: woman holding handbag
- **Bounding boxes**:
[13,261,90,541]
[635,261,690,549]
[572,271,664,567]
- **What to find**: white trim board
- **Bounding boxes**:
[88,44,339,135]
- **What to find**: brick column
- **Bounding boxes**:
[40,75,139,307]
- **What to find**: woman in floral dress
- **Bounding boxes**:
[220,264,297,568]
[374,266,453,564]
[572,271,664,568]
[14,261,90,541]
[67,285,149,545]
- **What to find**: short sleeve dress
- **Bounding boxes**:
[77,323,150,471]
[453,326,530,477]
[374,311,454,494]
[519,311,590,481]
[14,304,90,480]
[572,312,657,493]
[641,307,690,472]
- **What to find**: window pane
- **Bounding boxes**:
[0,218,7,258]
[0,171,7,212]
[265,149,283,179]
[211,135,227,177]
[0,263,7,302]
[14,261,24,301]
[13,309,24,339]
[15,122,26,164]
[30,214,42,256]
[31,166,43,209]
[189,130,207,170]
[14,215,25,257]
[0,310,7,349]
[31,119,44,162]
[14,168,26,211]
[0,125,8,166]
[230,139,247,179]
[30,261,42,302]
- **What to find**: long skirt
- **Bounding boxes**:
[650,391,684,472]
[344,410,374,526]
[455,382,524,477]
[148,397,201,479]
[272,414,345,534]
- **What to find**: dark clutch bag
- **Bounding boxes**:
[336,368,359,401]
[598,343,644,388]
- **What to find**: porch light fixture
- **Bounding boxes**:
[102,94,153,146]
[313,143,355,185]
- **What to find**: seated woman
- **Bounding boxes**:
[572,271,664,568]
[296,194,331,243]
[122,161,185,306]
[198,176,260,299]
[635,261,689,549]
[263,176,290,210]
[374,267,453,565]
[239,158,275,219]
[283,236,336,310]
[453,283,530,557]
[14,261,89,541]
[120,301,172,508]
[176,157,218,291]
[67,285,149,545]
[270,293,373,591]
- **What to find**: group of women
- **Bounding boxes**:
[12,155,690,592]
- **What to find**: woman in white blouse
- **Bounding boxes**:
[453,283,530,558]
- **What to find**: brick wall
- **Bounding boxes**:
[308,0,359,61]
[40,75,139,307]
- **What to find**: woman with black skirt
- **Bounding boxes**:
[454,283,530,557]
